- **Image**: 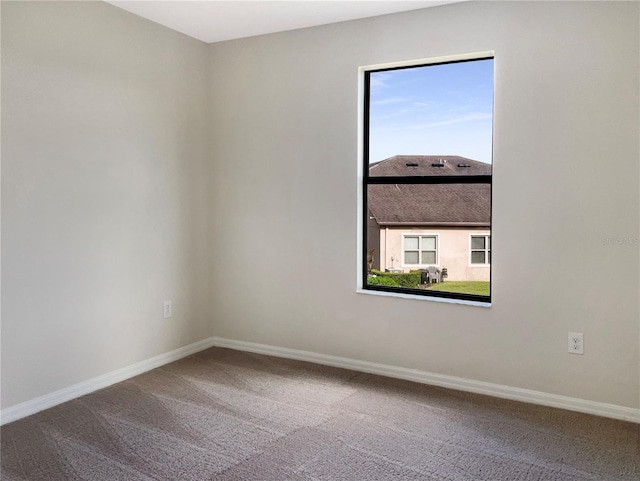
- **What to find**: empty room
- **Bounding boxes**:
[1,1,639,479]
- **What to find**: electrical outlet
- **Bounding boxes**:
[163,300,172,319]
[568,332,583,354]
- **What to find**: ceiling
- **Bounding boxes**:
[105,1,463,44]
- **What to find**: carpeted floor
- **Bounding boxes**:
[1,348,639,480]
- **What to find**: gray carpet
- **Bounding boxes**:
[1,348,638,480]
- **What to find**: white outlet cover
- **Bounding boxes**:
[568,332,583,354]
[164,300,172,319]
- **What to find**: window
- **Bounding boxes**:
[470,235,491,265]
[403,235,437,266]
[361,53,493,303]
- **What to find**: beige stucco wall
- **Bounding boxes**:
[379,227,490,281]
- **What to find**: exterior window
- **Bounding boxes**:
[471,235,491,265]
[404,235,437,265]
[362,54,493,302]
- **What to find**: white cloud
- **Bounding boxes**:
[414,100,437,108]
[369,72,394,91]
[407,112,492,130]
[371,96,410,105]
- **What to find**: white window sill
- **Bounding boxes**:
[356,288,491,307]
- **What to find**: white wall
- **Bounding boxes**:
[1,1,638,415]
[1,1,211,408]
[207,1,639,409]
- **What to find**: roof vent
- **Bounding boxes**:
[431,163,445,167]
[405,162,419,167]
[458,163,471,168]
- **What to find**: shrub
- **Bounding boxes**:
[390,272,421,288]
[367,271,421,288]
[367,275,400,287]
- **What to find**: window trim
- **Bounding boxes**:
[358,52,494,305]
[469,233,491,267]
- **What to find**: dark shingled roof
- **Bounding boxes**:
[370,155,491,177]
[368,156,491,226]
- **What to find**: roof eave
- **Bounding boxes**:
[376,222,491,227]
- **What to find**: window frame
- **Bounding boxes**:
[402,233,439,268]
[359,53,494,304]
[469,234,491,266]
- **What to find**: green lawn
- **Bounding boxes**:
[426,281,490,296]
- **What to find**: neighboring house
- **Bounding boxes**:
[367,155,491,282]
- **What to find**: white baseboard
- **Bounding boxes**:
[211,337,640,424]
[0,337,217,426]
[3,336,638,426]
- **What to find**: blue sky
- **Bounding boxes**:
[368,58,494,164]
